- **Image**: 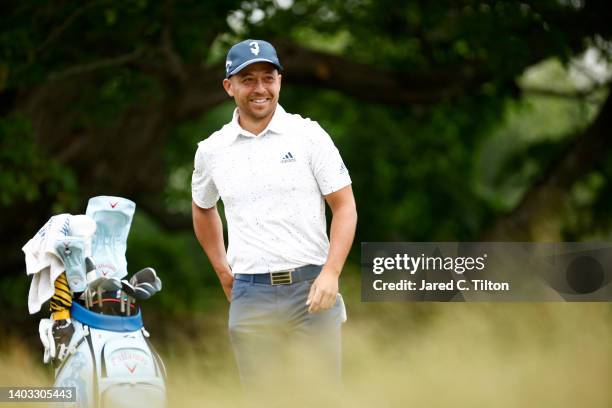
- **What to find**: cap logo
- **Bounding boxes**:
[225,60,232,71]
[249,41,260,56]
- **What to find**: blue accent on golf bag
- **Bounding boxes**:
[71,302,143,332]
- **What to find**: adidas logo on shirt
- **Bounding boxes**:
[281,152,296,163]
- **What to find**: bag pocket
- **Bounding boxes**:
[99,334,165,407]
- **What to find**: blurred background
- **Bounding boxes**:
[1,0,611,406]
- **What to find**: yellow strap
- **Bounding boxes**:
[50,272,72,319]
[52,309,71,320]
[56,273,68,283]
[53,289,72,303]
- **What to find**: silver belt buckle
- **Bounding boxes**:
[270,269,294,285]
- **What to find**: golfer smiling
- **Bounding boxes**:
[191,39,357,393]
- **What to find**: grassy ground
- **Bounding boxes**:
[1,274,611,407]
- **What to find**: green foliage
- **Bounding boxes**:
[1,0,611,316]
[278,86,503,241]
[0,0,243,89]
[0,268,31,310]
[164,102,235,213]
[477,59,607,212]
[245,0,589,79]
[72,69,162,128]
[126,212,224,313]
[0,114,77,209]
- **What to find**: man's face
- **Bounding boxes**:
[223,62,282,123]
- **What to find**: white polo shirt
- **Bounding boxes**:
[192,105,351,275]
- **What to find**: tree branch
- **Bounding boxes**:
[47,50,143,81]
[160,27,187,83]
[35,1,99,56]
[521,83,608,103]
[274,40,489,106]
[483,89,612,240]
[170,41,492,122]
[160,0,187,83]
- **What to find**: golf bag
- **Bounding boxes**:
[41,196,167,407]
[54,302,166,408]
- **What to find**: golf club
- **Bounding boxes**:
[130,267,162,300]
[121,280,137,316]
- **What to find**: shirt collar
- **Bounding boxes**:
[227,104,288,142]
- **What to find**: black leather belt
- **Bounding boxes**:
[234,265,322,285]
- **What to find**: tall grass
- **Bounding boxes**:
[159,302,612,407]
[2,301,610,407]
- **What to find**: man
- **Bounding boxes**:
[191,39,357,396]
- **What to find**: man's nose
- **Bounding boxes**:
[254,79,266,92]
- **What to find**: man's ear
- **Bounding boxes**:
[223,78,234,97]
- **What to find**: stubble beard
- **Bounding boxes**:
[240,97,276,122]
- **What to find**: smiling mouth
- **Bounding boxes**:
[250,98,270,105]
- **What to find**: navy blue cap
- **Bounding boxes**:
[225,39,283,78]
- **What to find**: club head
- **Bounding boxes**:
[130,267,162,297]
[121,280,137,297]
[85,257,96,273]
[99,277,121,292]
[87,276,106,289]
[131,267,160,285]
[133,283,155,300]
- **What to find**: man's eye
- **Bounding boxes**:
[242,78,253,83]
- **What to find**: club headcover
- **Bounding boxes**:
[69,214,97,257]
[85,196,135,280]
[54,237,87,292]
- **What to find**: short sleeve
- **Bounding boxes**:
[191,144,220,208]
[309,123,352,195]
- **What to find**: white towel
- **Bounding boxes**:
[22,214,72,314]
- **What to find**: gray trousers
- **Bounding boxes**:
[228,267,345,398]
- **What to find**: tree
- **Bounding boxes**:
[1,0,611,281]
